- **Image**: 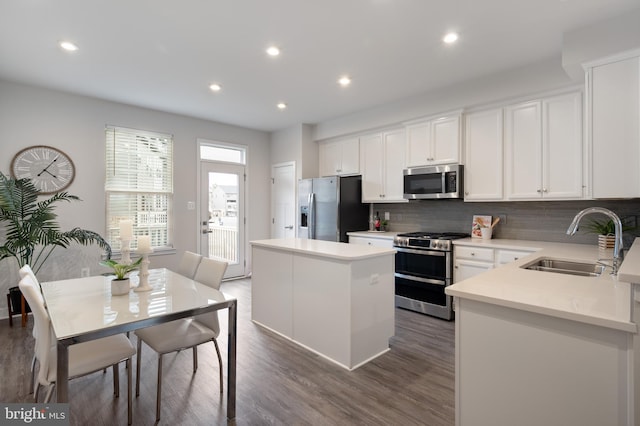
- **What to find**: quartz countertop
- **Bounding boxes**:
[250,238,395,260]
[619,237,640,284]
[446,240,636,333]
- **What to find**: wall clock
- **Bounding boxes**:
[10,145,76,194]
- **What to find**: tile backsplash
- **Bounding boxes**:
[373,199,640,247]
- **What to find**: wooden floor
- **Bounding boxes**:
[0,278,455,426]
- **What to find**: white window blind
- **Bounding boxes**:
[105,126,173,251]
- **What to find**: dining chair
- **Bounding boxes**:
[176,250,203,279]
[135,257,228,422]
[18,264,40,394]
[19,275,137,425]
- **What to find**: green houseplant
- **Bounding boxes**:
[100,257,143,295]
[0,173,112,274]
[581,218,636,250]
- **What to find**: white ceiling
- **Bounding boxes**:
[1,0,638,132]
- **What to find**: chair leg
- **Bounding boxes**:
[44,384,55,403]
[6,294,12,327]
[126,358,132,425]
[34,383,40,402]
[156,354,163,422]
[136,338,142,397]
[192,346,198,373]
[30,356,36,394]
[213,338,224,394]
[113,363,121,397]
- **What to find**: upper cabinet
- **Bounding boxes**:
[318,137,360,177]
[464,108,504,201]
[360,129,407,203]
[586,52,640,199]
[504,91,584,200]
[405,112,462,168]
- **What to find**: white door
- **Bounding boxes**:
[271,162,295,238]
[200,161,246,278]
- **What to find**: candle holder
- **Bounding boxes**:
[134,249,153,292]
[120,238,131,264]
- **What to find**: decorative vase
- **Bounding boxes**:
[111,278,130,296]
[598,234,615,250]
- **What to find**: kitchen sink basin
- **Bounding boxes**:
[520,257,606,277]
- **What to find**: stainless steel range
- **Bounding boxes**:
[393,231,469,320]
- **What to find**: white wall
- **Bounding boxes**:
[312,56,574,141]
[0,80,270,318]
[562,8,640,80]
[270,123,317,181]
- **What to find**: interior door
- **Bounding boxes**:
[200,161,245,278]
[271,162,295,238]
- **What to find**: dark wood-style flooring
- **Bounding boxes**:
[0,278,455,425]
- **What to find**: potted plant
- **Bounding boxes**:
[381,220,389,232]
[0,173,112,274]
[100,257,143,295]
[581,218,635,249]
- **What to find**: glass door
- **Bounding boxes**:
[200,161,245,278]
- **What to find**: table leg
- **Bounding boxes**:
[21,294,27,327]
[56,341,69,402]
[227,301,237,420]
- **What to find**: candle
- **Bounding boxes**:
[119,219,133,240]
[137,235,151,252]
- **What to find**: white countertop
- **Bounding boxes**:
[446,240,636,333]
[250,238,395,260]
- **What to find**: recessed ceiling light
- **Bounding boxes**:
[277,102,287,110]
[59,41,78,51]
[266,46,280,56]
[338,76,351,87]
[209,83,222,92]
[443,32,459,44]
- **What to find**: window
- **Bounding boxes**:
[105,126,173,251]
[199,141,246,164]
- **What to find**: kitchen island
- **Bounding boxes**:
[250,238,395,370]
[446,241,637,426]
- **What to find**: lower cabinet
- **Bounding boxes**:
[454,244,534,282]
[349,235,394,248]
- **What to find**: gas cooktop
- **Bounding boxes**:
[394,231,469,250]
[395,232,469,239]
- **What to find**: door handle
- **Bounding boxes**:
[284,226,293,230]
[202,229,212,234]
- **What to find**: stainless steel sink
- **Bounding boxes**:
[520,257,606,277]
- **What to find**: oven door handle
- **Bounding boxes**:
[395,273,447,286]
[394,247,446,257]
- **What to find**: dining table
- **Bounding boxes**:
[40,267,237,420]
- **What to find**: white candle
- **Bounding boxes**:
[119,219,133,240]
[137,235,151,252]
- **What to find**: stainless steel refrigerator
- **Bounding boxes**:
[298,175,369,242]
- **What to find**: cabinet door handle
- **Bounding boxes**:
[543,188,548,193]
[537,189,542,193]
[471,252,475,256]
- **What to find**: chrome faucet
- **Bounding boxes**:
[566,207,623,275]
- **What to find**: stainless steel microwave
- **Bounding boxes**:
[403,164,463,200]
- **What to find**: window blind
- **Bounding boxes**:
[105,126,173,251]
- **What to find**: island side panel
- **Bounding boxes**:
[292,254,351,367]
[251,246,294,338]
[456,298,631,426]
[350,254,395,367]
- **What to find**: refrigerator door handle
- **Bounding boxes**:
[308,192,316,239]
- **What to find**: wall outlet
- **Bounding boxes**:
[370,273,379,285]
[187,201,195,210]
[384,212,390,220]
[497,214,507,225]
[81,267,90,277]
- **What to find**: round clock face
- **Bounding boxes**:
[11,145,76,194]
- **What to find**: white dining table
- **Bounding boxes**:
[40,268,237,420]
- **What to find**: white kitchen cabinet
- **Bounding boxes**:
[454,243,535,282]
[349,235,394,248]
[318,137,360,177]
[454,246,494,282]
[463,108,504,201]
[360,129,407,203]
[505,91,583,200]
[405,113,461,168]
[586,52,640,198]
